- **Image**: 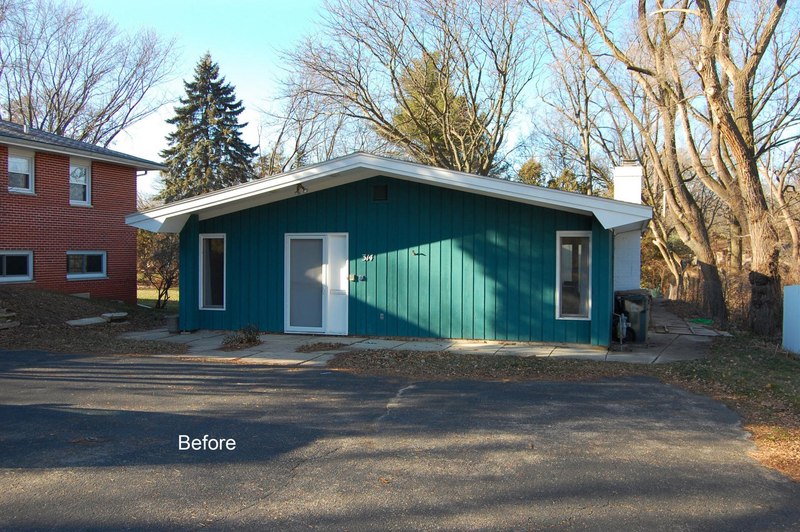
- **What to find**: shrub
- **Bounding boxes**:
[222,324,261,348]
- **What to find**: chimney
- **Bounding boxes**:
[613,162,642,204]
[613,162,644,292]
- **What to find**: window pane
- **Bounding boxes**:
[9,156,29,174]
[67,255,85,273]
[86,254,103,273]
[8,172,29,189]
[203,238,225,308]
[8,156,31,190]
[560,236,590,317]
[70,183,87,202]
[4,255,29,276]
[70,166,88,202]
[70,166,87,184]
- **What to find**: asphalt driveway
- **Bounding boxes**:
[1,350,798,530]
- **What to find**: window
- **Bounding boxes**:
[70,159,91,205]
[8,153,34,193]
[199,234,225,310]
[0,251,33,282]
[66,251,106,279]
[556,231,591,319]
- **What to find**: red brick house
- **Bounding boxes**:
[0,120,163,304]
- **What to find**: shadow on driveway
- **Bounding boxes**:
[0,349,798,530]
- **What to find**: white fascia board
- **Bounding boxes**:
[126,153,653,233]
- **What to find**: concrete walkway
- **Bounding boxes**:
[120,301,727,366]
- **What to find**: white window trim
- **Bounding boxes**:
[69,157,92,206]
[0,250,33,283]
[199,233,226,311]
[66,250,107,280]
[555,230,592,321]
[8,150,35,194]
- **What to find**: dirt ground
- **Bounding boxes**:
[0,285,186,355]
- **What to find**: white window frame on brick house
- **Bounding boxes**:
[66,251,106,280]
[0,251,33,283]
[8,150,35,194]
[69,158,91,206]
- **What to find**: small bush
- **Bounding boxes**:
[222,324,261,349]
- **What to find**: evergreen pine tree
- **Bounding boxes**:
[159,53,256,202]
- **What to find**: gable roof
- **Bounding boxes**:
[0,119,164,171]
[126,152,652,233]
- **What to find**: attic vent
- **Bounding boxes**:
[372,184,388,202]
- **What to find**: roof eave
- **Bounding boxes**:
[0,134,165,171]
[126,153,653,233]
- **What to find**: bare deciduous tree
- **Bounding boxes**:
[533,0,800,333]
[0,0,175,146]
[282,0,538,176]
[255,75,387,177]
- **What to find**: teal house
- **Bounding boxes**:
[128,154,651,346]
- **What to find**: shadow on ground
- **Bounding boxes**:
[0,350,798,530]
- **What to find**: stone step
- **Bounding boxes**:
[101,312,128,323]
[66,317,107,327]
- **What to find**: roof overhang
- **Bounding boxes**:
[126,153,652,233]
[0,134,165,172]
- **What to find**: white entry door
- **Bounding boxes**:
[284,233,348,335]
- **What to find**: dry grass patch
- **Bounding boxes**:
[296,342,350,353]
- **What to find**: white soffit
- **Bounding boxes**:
[126,153,653,233]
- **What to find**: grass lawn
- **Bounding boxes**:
[137,286,179,313]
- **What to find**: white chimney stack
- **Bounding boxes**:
[613,162,643,204]
[613,163,644,292]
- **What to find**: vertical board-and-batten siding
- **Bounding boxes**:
[179,176,612,345]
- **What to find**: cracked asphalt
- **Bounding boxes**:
[1,350,799,530]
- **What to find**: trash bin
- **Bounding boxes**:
[165,314,180,334]
[614,290,651,343]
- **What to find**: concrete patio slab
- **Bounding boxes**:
[393,340,454,352]
[179,350,240,361]
[665,326,694,335]
[605,353,659,364]
[446,341,502,354]
[350,339,409,350]
[185,338,228,349]
[296,353,339,366]
[116,299,720,367]
[690,327,721,337]
[238,352,311,365]
[497,345,556,357]
[550,346,607,357]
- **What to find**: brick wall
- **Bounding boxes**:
[0,145,138,304]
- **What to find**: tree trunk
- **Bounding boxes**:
[747,218,783,337]
[729,217,743,271]
[699,261,728,325]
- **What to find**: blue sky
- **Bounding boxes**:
[83,0,324,194]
